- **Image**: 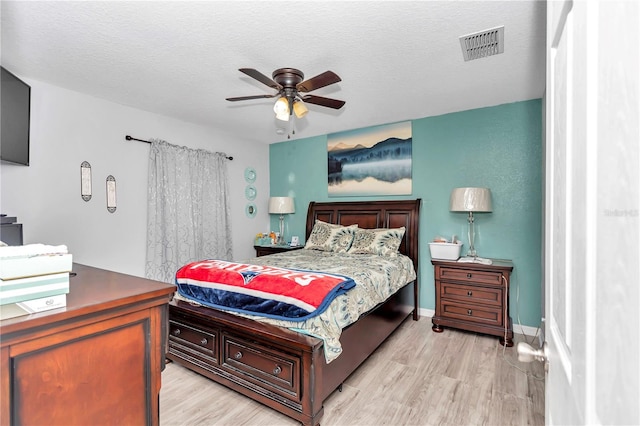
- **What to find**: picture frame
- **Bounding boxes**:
[327,121,412,196]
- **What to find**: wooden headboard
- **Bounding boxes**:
[305,199,421,273]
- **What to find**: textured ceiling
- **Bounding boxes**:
[1,1,546,145]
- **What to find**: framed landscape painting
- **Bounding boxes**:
[327,121,412,196]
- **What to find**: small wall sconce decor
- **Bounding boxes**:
[106,175,117,213]
[80,161,92,201]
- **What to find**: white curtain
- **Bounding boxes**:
[145,139,232,283]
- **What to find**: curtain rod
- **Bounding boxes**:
[125,135,233,160]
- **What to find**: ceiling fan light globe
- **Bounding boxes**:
[293,101,308,118]
[273,97,289,115]
[275,111,290,122]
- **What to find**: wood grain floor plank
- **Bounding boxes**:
[160,318,545,425]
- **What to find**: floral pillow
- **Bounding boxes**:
[304,220,358,253]
[347,227,406,257]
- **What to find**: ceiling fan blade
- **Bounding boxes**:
[226,94,277,102]
[238,68,282,90]
[297,71,342,93]
[301,94,345,110]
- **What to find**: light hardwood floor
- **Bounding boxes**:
[160,317,545,425]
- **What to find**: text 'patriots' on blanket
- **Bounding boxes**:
[175,259,356,321]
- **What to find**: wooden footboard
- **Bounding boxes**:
[167,279,415,426]
[167,299,325,425]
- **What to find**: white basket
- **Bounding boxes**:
[428,242,463,260]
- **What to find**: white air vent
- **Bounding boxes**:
[459,26,504,61]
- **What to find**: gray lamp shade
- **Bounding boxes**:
[268,197,295,214]
[449,187,492,212]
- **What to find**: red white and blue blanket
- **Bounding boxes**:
[175,260,356,321]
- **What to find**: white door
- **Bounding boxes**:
[545,1,639,424]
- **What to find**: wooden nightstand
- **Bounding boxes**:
[254,245,303,257]
[431,259,514,346]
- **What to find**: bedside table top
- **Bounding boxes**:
[431,258,513,271]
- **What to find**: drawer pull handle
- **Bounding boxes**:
[467,290,473,296]
[467,273,472,279]
[467,309,473,316]
[173,329,181,336]
[235,351,243,360]
[200,338,208,345]
[273,365,282,375]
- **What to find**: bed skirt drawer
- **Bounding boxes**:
[221,333,301,401]
[440,300,503,327]
[169,319,218,364]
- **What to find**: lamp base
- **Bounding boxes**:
[467,212,477,258]
[278,215,286,245]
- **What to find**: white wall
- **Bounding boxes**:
[0,78,271,278]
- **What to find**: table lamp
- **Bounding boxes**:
[268,196,295,245]
[449,187,492,258]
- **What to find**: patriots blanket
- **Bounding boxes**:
[175,259,356,322]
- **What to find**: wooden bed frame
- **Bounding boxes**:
[166,199,421,425]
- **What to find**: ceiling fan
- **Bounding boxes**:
[226,68,345,122]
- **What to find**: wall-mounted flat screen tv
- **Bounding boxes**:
[1,66,31,166]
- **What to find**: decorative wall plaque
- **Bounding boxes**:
[106,175,117,213]
[80,161,92,201]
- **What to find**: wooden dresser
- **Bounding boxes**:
[431,259,514,346]
[0,264,175,426]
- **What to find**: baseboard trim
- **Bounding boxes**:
[418,307,542,338]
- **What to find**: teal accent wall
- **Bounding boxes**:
[269,99,543,327]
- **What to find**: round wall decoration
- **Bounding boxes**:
[245,203,257,218]
[245,185,257,201]
[244,167,256,183]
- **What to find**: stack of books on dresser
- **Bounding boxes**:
[0,244,72,317]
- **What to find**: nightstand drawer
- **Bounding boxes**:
[439,267,503,285]
[440,300,503,327]
[221,333,300,400]
[441,282,502,307]
[254,245,303,257]
[169,320,218,364]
